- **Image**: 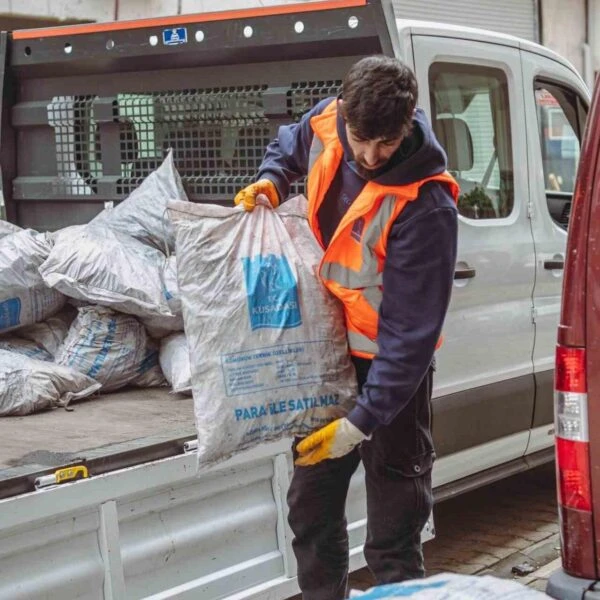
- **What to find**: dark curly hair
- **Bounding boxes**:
[341,55,418,140]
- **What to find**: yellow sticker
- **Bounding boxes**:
[55,465,89,484]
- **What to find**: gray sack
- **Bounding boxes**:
[91,149,188,252]
[0,229,65,334]
[169,195,357,467]
[55,306,166,393]
[0,349,100,415]
[39,225,174,321]
[159,332,192,394]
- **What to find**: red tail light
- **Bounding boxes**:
[556,437,592,511]
[555,345,591,512]
[555,346,587,393]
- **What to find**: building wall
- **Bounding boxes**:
[2,0,325,22]
[0,0,114,22]
[590,0,600,81]
[393,0,538,42]
[541,0,586,76]
[1,0,594,86]
[117,1,178,20]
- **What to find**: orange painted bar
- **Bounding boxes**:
[13,0,367,40]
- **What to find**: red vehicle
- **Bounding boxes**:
[548,79,600,599]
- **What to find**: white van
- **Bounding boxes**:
[0,1,589,598]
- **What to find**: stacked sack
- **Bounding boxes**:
[0,150,194,416]
[0,227,66,333]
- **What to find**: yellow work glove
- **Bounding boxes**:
[234,179,280,212]
[295,417,367,467]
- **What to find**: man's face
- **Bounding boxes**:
[345,123,404,178]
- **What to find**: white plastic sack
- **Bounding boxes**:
[17,305,77,357]
[350,573,549,599]
[0,220,21,239]
[0,349,101,415]
[159,332,192,394]
[169,195,357,466]
[0,336,53,361]
[39,224,173,321]
[55,306,166,392]
[91,150,188,252]
[0,229,66,333]
[142,254,184,338]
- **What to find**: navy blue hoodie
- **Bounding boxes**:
[258,98,458,436]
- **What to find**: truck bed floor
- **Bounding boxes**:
[0,388,195,473]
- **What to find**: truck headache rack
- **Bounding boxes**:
[0,0,398,230]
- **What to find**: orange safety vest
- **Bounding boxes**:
[307,99,459,359]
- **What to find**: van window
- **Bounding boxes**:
[429,63,514,220]
[534,82,587,229]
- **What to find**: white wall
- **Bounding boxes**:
[5,0,323,22]
[117,1,178,20]
[182,0,322,11]
[590,0,600,82]
[117,1,322,20]
[5,0,594,87]
[0,0,114,21]
[542,0,586,76]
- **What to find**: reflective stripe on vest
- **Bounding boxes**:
[348,330,379,357]
[307,99,459,358]
[320,193,399,288]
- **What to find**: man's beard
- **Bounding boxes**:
[355,160,391,180]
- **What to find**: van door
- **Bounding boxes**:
[412,36,535,480]
[520,51,589,454]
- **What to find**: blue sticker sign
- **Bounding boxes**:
[162,27,188,46]
[243,254,302,331]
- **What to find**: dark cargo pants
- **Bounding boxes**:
[287,360,434,600]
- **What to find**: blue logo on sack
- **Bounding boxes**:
[0,298,21,330]
[86,318,117,379]
[243,254,302,330]
[138,349,159,374]
[355,581,448,598]
[162,282,173,301]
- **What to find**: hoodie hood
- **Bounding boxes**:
[337,107,448,186]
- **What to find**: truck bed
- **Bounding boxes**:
[0,387,195,476]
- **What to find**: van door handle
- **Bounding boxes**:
[544,260,564,270]
[454,267,476,280]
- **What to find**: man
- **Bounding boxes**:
[234,55,458,599]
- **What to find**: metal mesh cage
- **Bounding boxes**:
[48,95,101,196]
[114,86,270,196]
[47,81,342,201]
[287,80,342,121]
